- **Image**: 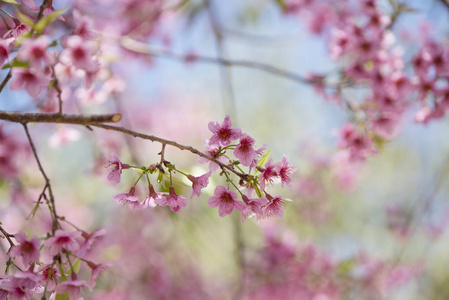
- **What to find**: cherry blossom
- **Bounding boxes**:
[208,115,242,147]
[234,134,256,166]
[114,187,141,211]
[187,171,211,199]
[207,186,246,217]
[9,68,49,98]
[9,233,40,266]
[155,187,187,213]
[44,230,82,256]
[106,153,130,184]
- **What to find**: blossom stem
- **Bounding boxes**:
[133,173,144,187]
[0,225,15,248]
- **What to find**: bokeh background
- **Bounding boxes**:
[1,0,449,299]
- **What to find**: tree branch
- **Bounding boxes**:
[120,37,329,87]
[0,111,121,124]
[92,123,249,180]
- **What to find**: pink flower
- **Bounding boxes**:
[3,22,29,40]
[261,194,292,219]
[38,265,60,291]
[114,187,141,211]
[77,229,107,257]
[275,155,296,188]
[208,115,241,147]
[142,185,161,208]
[87,262,111,288]
[2,271,39,299]
[155,186,187,213]
[56,279,87,299]
[60,35,99,72]
[0,39,10,67]
[105,153,129,184]
[337,123,376,161]
[234,134,256,166]
[207,186,246,217]
[9,232,40,266]
[9,67,49,98]
[23,0,65,20]
[17,36,52,68]
[257,158,279,190]
[48,126,82,148]
[44,230,82,256]
[72,9,97,39]
[198,141,229,172]
[241,195,268,222]
[187,171,211,199]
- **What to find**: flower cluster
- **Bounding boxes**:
[106,115,296,221]
[1,229,108,299]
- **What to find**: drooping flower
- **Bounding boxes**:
[234,134,257,166]
[155,187,187,212]
[44,230,82,256]
[105,153,129,184]
[3,22,29,40]
[142,185,162,208]
[257,158,279,190]
[208,115,241,147]
[275,155,297,188]
[86,262,111,288]
[113,187,141,211]
[261,194,292,219]
[187,171,211,199]
[207,186,246,217]
[77,229,107,257]
[9,232,40,266]
[241,195,268,222]
[55,278,88,299]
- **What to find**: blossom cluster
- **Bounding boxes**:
[106,115,296,221]
[0,229,108,299]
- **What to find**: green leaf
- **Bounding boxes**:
[34,7,66,34]
[337,258,356,274]
[15,9,33,27]
[55,292,69,300]
[1,0,19,4]
[257,150,271,168]
[2,58,29,69]
[131,167,145,174]
[71,258,81,274]
[157,171,164,183]
[274,0,286,9]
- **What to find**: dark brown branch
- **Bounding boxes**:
[0,111,121,125]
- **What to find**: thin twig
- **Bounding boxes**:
[92,123,249,180]
[0,225,15,248]
[22,123,59,233]
[0,70,11,94]
[0,111,121,124]
[50,66,64,115]
[120,37,332,87]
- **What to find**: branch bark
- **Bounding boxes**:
[0,111,121,125]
